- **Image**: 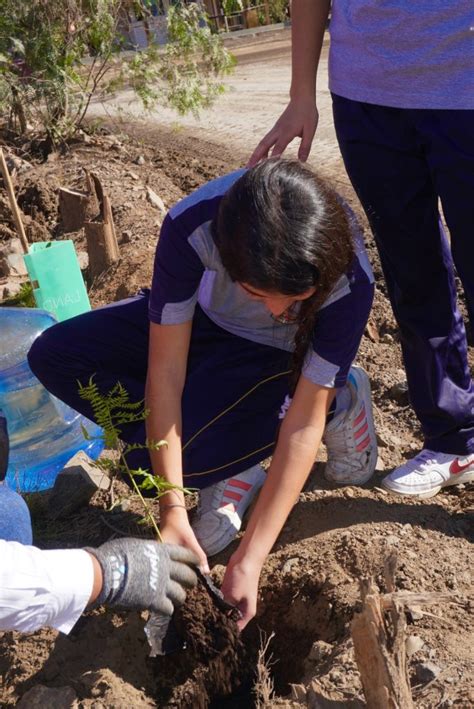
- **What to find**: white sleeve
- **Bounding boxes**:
[0,541,94,634]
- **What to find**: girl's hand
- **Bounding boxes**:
[247,97,319,167]
[160,507,209,574]
[221,554,262,631]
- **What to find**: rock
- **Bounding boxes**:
[365,321,379,342]
[389,380,409,405]
[1,279,25,299]
[307,640,332,663]
[385,535,399,546]
[17,685,77,708]
[134,155,146,165]
[406,635,424,657]
[414,661,441,684]
[48,451,110,520]
[146,187,166,215]
[407,605,424,621]
[121,229,132,244]
[375,455,385,471]
[127,171,140,180]
[381,333,394,344]
[376,431,389,448]
[77,250,89,270]
[0,238,28,278]
[281,557,299,574]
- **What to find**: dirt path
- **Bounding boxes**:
[91,30,343,179]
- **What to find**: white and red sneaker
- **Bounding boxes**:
[382,450,474,498]
[192,464,266,556]
[323,366,378,485]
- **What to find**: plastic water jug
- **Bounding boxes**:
[0,307,103,492]
[23,240,91,322]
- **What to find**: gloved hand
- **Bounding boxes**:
[85,538,199,616]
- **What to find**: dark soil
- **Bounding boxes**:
[0,124,473,708]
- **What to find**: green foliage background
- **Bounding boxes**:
[0,1,235,142]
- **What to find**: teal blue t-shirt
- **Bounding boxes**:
[328,1,474,109]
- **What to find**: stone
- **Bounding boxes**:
[1,279,25,299]
[407,605,424,621]
[385,535,399,546]
[406,635,424,657]
[414,661,442,684]
[389,380,409,405]
[308,640,332,663]
[375,455,385,472]
[381,333,394,344]
[48,451,110,520]
[0,238,28,278]
[17,685,77,708]
[281,557,299,574]
[146,187,166,215]
[134,155,146,165]
[121,229,132,244]
[77,250,89,270]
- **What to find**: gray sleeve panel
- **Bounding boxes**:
[160,292,199,325]
[301,351,341,389]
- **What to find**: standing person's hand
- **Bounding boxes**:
[160,506,210,574]
[247,97,319,167]
[85,538,199,615]
[221,553,262,630]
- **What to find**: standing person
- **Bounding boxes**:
[250,1,474,499]
[28,159,376,627]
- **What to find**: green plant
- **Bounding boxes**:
[0,1,235,143]
[78,377,189,538]
[1,282,35,307]
[267,0,289,23]
[221,0,244,16]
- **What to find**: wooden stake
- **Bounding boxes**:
[352,578,414,709]
[84,173,119,280]
[0,147,29,254]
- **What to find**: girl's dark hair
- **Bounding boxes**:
[213,158,354,387]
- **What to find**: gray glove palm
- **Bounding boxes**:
[86,538,198,616]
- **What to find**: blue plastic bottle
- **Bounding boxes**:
[0,307,104,492]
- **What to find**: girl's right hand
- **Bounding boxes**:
[160,507,210,574]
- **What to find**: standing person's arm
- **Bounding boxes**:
[248,0,331,165]
[221,376,335,628]
[145,322,210,572]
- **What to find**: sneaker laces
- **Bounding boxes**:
[401,449,441,475]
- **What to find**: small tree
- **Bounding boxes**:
[0,1,235,143]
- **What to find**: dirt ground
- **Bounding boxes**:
[0,31,473,709]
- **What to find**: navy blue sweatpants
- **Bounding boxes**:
[333,94,474,454]
[28,292,292,490]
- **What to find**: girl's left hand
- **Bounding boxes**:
[221,554,262,631]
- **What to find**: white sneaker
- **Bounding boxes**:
[323,366,378,485]
[382,449,474,498]
[192,464,266,556]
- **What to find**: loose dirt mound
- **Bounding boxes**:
[0,128,472,708]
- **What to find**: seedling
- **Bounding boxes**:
[78,377,189,539]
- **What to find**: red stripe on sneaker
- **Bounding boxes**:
[449,457,474,475]
[223,490,243,502]
[227,479,253,491]
[356,435,370,452]
[353,407,366,428]
[355,421,368,439]
[219,502,236,510]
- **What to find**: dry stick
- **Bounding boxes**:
[0,147,29,254]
